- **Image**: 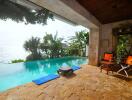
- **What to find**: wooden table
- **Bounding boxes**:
[57,67,73,76]
[100,61,115,74]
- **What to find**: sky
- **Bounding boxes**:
[0,18,89,63]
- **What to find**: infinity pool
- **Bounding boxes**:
[0,57,87,92]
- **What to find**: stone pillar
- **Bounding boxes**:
[88,28,100,66]
[99,24,117,59]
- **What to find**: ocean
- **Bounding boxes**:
[0,45,27,63]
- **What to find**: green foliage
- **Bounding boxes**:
[67,42,80,56]
[11,59,25,63]
[24,37,42,61]
[116,35,132,63]
[40,33,64,58]
[0,0,54,25]
[24,30,89,61]
[68,30,89,56]
[24,37,40,53]
[26,53,42,61]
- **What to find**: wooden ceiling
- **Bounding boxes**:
[77,0,132,24]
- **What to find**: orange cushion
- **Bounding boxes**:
[126,56,132,65]
[104,54,113,61]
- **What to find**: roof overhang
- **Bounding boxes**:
[77,0,132,24]
[29,0,101,28]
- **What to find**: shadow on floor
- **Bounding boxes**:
[61,73,77,79]
[112,74,132,82]
[107,65,132,81]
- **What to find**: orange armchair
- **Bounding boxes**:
[100,53,115,74]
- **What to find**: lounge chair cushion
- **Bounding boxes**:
[32,74,59,85]
[126,56,132,65]
[104,53,113,61]
[72,66,81,71]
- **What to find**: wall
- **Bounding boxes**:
[99,20,132,61]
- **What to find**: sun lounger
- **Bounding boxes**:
[117,55,132,77]
[72,66,81,71]
[32,74,59,85]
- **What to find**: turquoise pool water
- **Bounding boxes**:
[0,57,87,92]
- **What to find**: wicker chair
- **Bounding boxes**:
[100,52,115,74]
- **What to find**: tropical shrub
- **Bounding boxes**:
[24,30,89,61]
[40,33,64,58]
[68,30,89,56]
[26,53,42,61]
[24,37,42,61]
[116,35,132,63]
[11,59,25,63]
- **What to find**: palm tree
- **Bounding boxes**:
[40,33,64,58]
[24,37,42,61]
[69,30,89,56]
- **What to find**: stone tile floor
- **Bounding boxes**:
[0,65,132,100]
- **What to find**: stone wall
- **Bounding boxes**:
[99,19,132,61]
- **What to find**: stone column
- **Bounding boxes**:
[88,28,100,66]
[99,24,117,59]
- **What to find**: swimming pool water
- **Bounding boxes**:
[0,57,87,92]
